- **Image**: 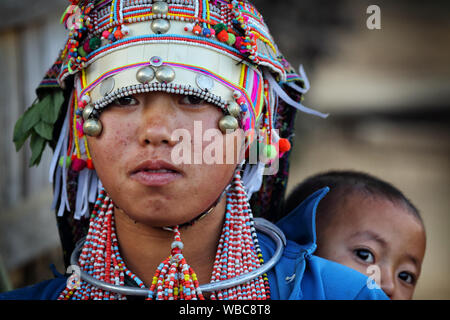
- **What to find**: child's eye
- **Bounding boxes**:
[398,271,416,285]
[179,95,206,106]
[354,248,375,264]
[112,96,139,107]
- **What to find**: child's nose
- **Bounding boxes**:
[380,269,395,299]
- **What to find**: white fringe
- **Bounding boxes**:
[285,65,311,94]
[265,71,329,119]
[241,162,265,200]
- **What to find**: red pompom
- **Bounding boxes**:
[192,25,202,35]
[86,159,95,170]
[217,29,229,42]
[114,29,123,40]
[278,138,291,153]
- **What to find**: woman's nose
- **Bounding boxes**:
[137,93,178,147]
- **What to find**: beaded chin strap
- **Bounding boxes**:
[59,170,270,300]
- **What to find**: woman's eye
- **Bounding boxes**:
[179,95,206,106]
[112,96,139,106]
[354,248,375,264]
[398,271,415,285]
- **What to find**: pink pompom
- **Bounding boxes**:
[236,96,246,106]
[101,30,110,39]
[71,157,87,172]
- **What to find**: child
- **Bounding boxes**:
[285,170,426,299]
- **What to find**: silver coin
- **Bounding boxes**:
[99,77,115,96]
[196,74,214,91]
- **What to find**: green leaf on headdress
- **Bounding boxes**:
[29,133,46,167]
[13,88,65,166]
[13,114,32,151]
[13,100,40,151]
[34,121,53,141]
[40,90,64,124]
[20,100,41,134]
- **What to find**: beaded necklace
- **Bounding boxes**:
[58,170,270,300]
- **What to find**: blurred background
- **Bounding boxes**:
[0,0,448,299]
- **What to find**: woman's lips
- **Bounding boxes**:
[129,160,183,187]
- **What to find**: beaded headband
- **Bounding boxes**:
[14,0,328,222]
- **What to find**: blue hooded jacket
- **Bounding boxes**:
[0,187,388,300]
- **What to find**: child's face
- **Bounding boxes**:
[315,192,426,300]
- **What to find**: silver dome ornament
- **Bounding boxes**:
[99,77,115,96]
[82,104,94,121]
[155,65,176,83]
[83,118,103,137]
[136,66,155,84]
[151,19,170,34]
[219,115,239,134]
[227,101,241,118]
[152,1,169,15]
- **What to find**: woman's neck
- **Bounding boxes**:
[114,196,226,287]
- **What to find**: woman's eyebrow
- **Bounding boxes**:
[349,230,388,248]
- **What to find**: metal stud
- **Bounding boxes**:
[99,77,115,96]
[151,19,170,34]
[136,66,155,84]
[155,65,176,83]
[218,115,239,133]
[152,1,169,15]
[83,118,103,137]
[150,56,163,67]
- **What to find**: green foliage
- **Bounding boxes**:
[13,89,65,167]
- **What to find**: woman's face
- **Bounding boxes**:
[87,92,244,227]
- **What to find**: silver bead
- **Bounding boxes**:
[152,1,169,15]
[218,115,239,133]
[100,77,115,96]
[82,104,94,121]
[83,118,103,137]
[155,65,176,83]
[136,66,155,83]
[151,19,170,34]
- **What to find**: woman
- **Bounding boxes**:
[3,0,387,300]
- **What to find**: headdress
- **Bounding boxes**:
[13,0,327,298]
